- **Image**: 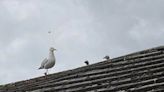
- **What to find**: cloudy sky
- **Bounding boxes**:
[0,0,164,84]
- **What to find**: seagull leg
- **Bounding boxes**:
[44,72,47,76]
[47,69,49,74]
[44,69,48,76]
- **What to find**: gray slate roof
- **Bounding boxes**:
[0,46,164,92]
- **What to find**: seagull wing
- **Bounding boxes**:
[39,58,48,69]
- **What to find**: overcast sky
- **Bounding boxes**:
[0,0,164,84]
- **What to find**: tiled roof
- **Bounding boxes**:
[1,46,164,92]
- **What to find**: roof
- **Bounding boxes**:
[1,46,164,92]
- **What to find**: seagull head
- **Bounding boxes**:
[49,47,56,51]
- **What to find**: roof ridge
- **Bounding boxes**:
[1,45,164,87]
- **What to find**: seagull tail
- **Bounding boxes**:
[38,67,43,69]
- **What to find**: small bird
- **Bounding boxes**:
[84,60,89,65]
[103,55,110,60]
[48,31,51,34]
[39,47,56,75]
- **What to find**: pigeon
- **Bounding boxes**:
[103,55,110,60]
[39,47,56,75]
[84,60,89,65]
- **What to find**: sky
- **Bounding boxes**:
[0,0,164,84]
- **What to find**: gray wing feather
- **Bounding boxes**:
[39,58,48,69]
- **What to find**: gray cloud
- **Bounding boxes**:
[0,0,164,84]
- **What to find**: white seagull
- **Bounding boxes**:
[39,47,56,75]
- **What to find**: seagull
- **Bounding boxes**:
[39,47,56,75]
[103,55,110,60]
[84,60,89,66]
